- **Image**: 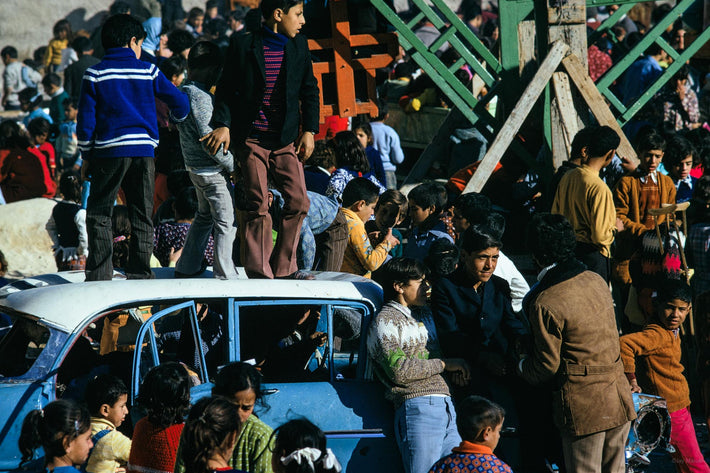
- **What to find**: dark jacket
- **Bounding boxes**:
[431,267,527,363]
[64,55,101,100]
[520,258,636,436]
[212,27,320,147]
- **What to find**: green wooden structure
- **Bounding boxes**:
[368,0,710,191]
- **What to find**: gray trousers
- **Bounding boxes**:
[177,171,238,279]
[562,422,631,473]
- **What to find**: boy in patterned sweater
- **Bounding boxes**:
[429,395,513,473]
[368,257,470,473]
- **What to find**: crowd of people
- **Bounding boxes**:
[2,0,710,473]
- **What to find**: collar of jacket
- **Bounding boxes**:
[523,257,586,314]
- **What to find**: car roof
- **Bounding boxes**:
[0,269,383,332]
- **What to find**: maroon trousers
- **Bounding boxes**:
[239,137,309,278]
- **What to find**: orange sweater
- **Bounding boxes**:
[619,323,690,413]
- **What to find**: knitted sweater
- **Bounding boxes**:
[86,417,131,473]
[126,418,184,473]
[340,207,393,278]
[367,301,450,408]
[174,414,274,473]
[78,47,190,160]
[428,441,513,473]
[620,323,690,413]
[177,81,234,173]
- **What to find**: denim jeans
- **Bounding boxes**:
[85,157,154,281]
[297,191,339,270]
[394,396,461,473]
[177,171,238,279]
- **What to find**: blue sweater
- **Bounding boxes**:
[77,47,189,159]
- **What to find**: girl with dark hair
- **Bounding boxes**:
[369,257,469,473]
[127,362,191,473]
[175,362,274,473]
[661,65,701,132]
[0,120,49,204]
[271,419,341,473]
[353,122,386,185]
[19,87,53,127]
[19,399,92,470]
[325,131,385,201]
[46,171,87,270]
[180,396,246,473]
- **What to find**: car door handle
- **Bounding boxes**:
[325,429,385,439]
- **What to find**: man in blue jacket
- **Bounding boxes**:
[78,14,190,281]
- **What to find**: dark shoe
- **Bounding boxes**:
[278,270,315,280]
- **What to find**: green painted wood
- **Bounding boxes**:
[588,3,634,44]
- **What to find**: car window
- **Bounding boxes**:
[0,315,50,378]
[236,301,369,383]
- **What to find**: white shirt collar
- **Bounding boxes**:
[640,171,658,184]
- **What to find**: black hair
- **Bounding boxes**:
[205,0,219,9]
[353,121,373,141]
[159,54,187,81]
[635,126,666,153]
[570,127,595,161]
[424,239,460,279]
[329,131,370,173]
[137,361,191,428]
[485,212,506,241]
[694,175,710,203]
[182,396,240,473]
[228,7,249,22]
[645,42,663,57]
[393,61,416,80]
[526,213,576,267]
[62,96,79,110]
[213,361,268,409]
[0,120,31,150]
[204,18,229,39]
[656,279,693,305]
[341,177,379,208]
[27,117,51,138]
[174,186,198,220]
[663,134,695,170]
[409,182,447,215]
[112,205,131,269]
[109,1,131,15]
[53,20,72,40]
[375,97,388,121]
[309,140,337,170]
[101,14,146,49]
[85,374,128,416]
[454,192,492,226]
[585,125,620,159]
[59,170,82,203]
[19,399,91,464]
[673,65,690,83]
[456,395,505,443]
[272,418,339,473]
[373,257,428,301]
[42,73,62,89]
[71,36,93,55]
[460,225,502,254]
[260,0,303,19]
[18,88,42,109]
[188,7,205,21]
[685,127,710,168]
[187,40,223,86]
[1,46,18,59]
[168,29,197,55]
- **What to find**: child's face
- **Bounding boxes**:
[171,70,186,87]
[354,128,369,149]
[189,15,204,31]
[396,276,429,307]
[452,206,470,233]
[33,132,48,146]
[45,83,59,95]
[462,247,499,284]
[65,105,78,121]
[275,3,305,38]
[374,204,402,230]
[409,202,435,226]
[640,148,664,174]
[355,199,378,223]
[65,429,93,465]
[671,155,693,180]
[481,421,503,451]
[659,298,690,330]
[230,388,257,426]
[103,394,129,428]
[19,100,30,111]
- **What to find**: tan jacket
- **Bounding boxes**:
[520,260,636,437]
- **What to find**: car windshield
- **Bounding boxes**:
[0,311,50,378]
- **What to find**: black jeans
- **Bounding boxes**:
[85,157,155,281]
[575,242,610,283]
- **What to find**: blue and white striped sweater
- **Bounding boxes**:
[77,47,189,159]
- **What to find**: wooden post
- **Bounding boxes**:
[462,41,569,195]
[552,72,580,156]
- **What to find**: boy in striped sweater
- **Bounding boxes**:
[77,14,189,281]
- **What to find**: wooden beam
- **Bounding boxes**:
[552,72,579,151]
[462,40,569,194]
[550,97,568,170]
[562,53,640,168]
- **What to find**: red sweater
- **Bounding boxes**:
[127,418,184,473]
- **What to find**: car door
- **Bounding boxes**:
[232,299,403,473]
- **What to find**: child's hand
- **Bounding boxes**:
[296,131,315,162]
[201,127,230,156]
[443,358,471,386]
[169,246,183,265]
[630,378,642,393]
[383,229,399,247]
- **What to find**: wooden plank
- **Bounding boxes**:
[462,40,569,195]
[562,53,640,168]
[547,4,586,24]
[552,72,579,150]
[550,97,568,170]
[517,20,537,83]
